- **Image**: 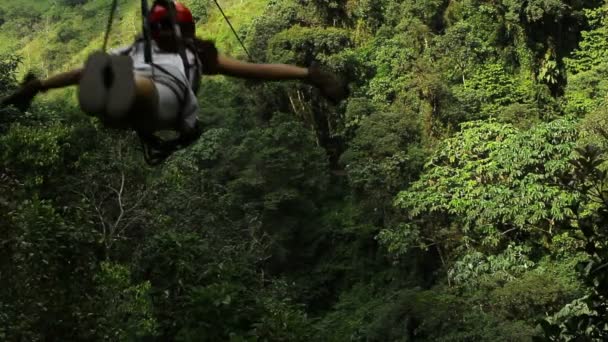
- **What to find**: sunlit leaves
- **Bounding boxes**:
[538,144,608,341]
[341,109,424,211]
[268,25,352,66]
[565,7,608,74]
[0,54,19,95]
[93,262,158,340]
[0,123,72,187]
[388,119,578,253]
[448,244,535,288]
[454,63,529,119]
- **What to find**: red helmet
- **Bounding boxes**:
[149,1,195,38]
[149,1,194,24]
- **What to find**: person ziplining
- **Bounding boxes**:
[0,0,348,165]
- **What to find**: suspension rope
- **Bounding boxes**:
[102,0,120,52]
[211,0,254,61]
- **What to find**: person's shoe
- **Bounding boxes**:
[1,73,42,112]
[306,64,349,104]
[105,55,136,123]
[78,51,112,116]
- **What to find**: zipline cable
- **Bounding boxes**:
[102,0,120,52]
[211,0,254,61]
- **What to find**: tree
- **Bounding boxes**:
[538,144,608,341]
[381,119,578,258]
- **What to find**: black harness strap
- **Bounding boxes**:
[165,1,191,80]
[185,39,203,94]
[143,1,196,109]
[137,0,203,165]
[141,0,154,65]
[122,39,192,104]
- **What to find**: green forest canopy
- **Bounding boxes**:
[2,0,608,340]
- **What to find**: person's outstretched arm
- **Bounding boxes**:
[38,68,83,90]
[212,55,347,103]
[1,68,83,111]
[213,55,309,81]
[194,39,347,103]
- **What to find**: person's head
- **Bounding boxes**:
[149,1,195,50]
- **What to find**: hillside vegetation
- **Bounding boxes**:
[2,0,608,340]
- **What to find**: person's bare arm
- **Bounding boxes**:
[213,55,309,81]
[194,38,309,82]
[1,68,84,111]
[193,38,347,103]
[39,68,83,91]
[211,55,347,103]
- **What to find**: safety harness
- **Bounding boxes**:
[104,0,202,165]
[102,0,250,165]
[139,0,203,165]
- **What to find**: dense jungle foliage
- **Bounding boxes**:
[2,0,608,340]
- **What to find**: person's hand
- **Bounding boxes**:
[306,64,349,104]
[0,73,43,112]
[192,39,219,75]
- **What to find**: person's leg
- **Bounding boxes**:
[128,75,159,133]
[78,54,158,130]
[1,55,160,123]
[79,52,112,116]
[78,53,140,129]
[40,64,158,123]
